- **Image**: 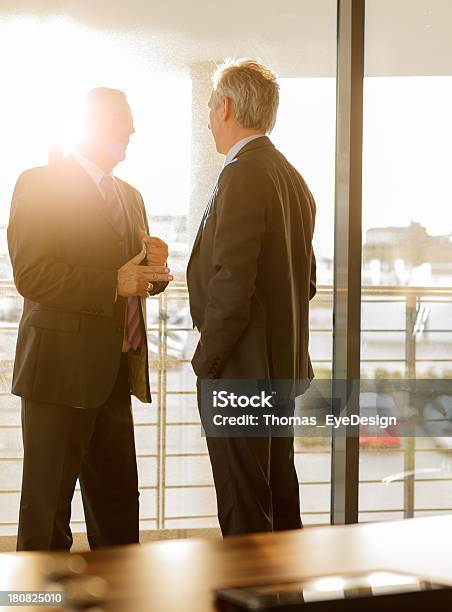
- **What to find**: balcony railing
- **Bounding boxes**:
[0,280,451,535]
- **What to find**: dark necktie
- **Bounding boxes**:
[100,175,145,351]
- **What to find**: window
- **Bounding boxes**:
[359,0,452,523]
[0,2,337,536]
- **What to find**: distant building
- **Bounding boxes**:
[363,221,452,286]
[1,219,452,285]
[364,221,452,266]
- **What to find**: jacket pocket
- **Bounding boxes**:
[28,308,80,332]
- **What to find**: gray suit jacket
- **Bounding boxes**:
[186,136,316,384]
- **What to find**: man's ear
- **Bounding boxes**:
[223,96,233,122]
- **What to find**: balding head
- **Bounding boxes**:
[77,87,134,172]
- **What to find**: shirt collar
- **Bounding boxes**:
[223,134,265,167]
[71,149,112,189]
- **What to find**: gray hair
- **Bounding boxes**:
[212,59,279,133]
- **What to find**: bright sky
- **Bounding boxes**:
[1,15,452,263]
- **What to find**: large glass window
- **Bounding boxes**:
[0,2,337,537]
[359,0,452,523]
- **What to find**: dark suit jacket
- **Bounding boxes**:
[187,136,316,384]
[7,155,167,408]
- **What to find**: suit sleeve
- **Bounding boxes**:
[135,190,168,297]
[191,165,267,379]
[7,169,118,316]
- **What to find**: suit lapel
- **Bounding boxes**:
[115,179,143,255]
[187,178,221,272]
[115,179,148,325]
[192,186,217,248]
[233,135,273,159]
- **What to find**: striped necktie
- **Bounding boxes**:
[100,175,145,351]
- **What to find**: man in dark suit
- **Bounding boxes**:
[8,88,173,550]
[187,60,316,536]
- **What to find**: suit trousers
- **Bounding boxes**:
[198,383,302,536]
[16,354,139,551]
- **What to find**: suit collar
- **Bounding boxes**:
[234,135,274,159]
[224,134,264,166]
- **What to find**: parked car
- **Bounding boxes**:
[359,392,401,448]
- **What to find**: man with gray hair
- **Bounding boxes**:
[187,59,317,535]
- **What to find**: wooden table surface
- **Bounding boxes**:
[2,515,452,611]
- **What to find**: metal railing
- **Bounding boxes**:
[0,281,452,532]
